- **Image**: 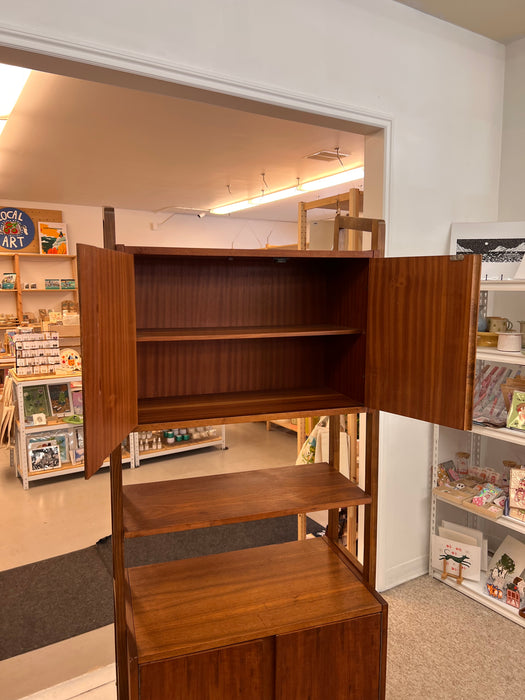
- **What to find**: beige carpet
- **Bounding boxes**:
[383,575,525,699]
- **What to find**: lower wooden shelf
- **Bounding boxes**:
[137,387,365,428]
[126,537,386,663]
[122,462,371,537]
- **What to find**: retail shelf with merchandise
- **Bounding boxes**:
[9,370,134,488]
[434,492,525,537]
[471,423,525,447]
[133,425,226,466]
[435,575,525,627]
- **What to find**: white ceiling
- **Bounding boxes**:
[394,0,525,43]
[0,70,365,222]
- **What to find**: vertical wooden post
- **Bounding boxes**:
[103,206,128,700]
[296,200,308,541]
[363,410,379,587]
[326,415,341,542]
[13,254,22,322]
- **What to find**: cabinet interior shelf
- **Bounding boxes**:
[136,388,365,428]
[136,325,363,342]
[123,462,370,537]
[126,537,383,664]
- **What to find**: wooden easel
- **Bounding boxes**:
[441,558,465,585]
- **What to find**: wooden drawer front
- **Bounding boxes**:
[275,614,383,700]
[139,638,274,700]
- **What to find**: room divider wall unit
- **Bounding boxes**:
[77,210,480,699]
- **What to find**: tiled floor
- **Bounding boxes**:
[0,422,302,699]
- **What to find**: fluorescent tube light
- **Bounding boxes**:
[210,166,363,215]
[0,64,31,120]
[298,167,364,192]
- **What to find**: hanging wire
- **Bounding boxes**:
[335,146,345,169]
[261,172,269,192]
[227,184,232,195]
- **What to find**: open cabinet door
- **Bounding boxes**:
[77,244,138,477]
[366,254,480,430]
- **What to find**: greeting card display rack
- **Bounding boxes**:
[10,370,133,489]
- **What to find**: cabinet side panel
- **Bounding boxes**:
[139,638,274,700]
[366,255,480,430]
[78,244,138,477]
[275,614,383,700]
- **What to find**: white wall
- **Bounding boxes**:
[0,200,296,252]
[0,0,506,591]
[499,37,525,220]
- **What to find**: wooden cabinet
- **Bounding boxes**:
[77,232,480,699]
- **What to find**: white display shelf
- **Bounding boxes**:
[432,571,525,628]
[133,426,226,467]
[18,419,83,434]
[480,280,525,292]
[476,347,525,365]
[435,494,525,536]
[136,435,225,463]
[471,423,525,446]
[15,452,133,483]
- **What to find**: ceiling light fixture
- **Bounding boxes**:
[210,166,364,215]
[0,64,31,136]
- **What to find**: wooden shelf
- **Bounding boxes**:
[126,537,383,664]
[20,288,76,293]
[123,462,370,537]
[137,388,365,428]
[136,325,362,342]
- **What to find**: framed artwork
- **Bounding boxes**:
[432,533,481,581]
[38,222,68,255]
[22,385,51,420]
[71,389,83,415]
[450,221,525,280]
[47,382,72,416]
[28,440,61,472]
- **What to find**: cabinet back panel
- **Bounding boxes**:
[137,336,364,399]
[138,337,325,397]
[133,256,368,330]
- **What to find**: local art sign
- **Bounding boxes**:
[0,207,36,250]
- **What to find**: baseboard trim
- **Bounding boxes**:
[376,555,429,592]
[20,663,115,700]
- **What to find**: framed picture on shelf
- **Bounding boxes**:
[450,221,525,280]
[47,382,72,416]
[28,440,61,472]
[38,222,68,255]
[71,389,83,415]
[22,385,51,421]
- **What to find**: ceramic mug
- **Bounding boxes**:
[497,332,522,353]
[487,316,513,333]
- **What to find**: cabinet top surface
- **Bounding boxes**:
[115,245,376,259]
[127,537,383,663]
